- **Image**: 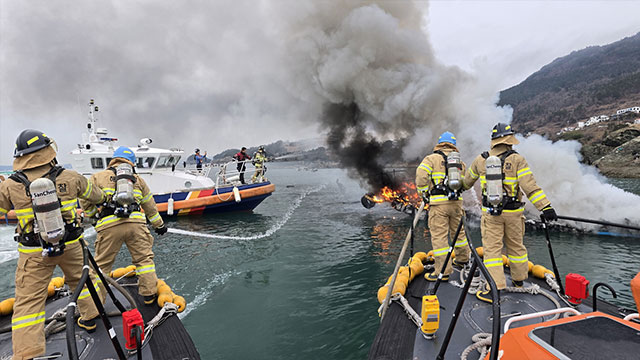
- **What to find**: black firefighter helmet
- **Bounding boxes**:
[14,129,53,157]
[491,123,515,139]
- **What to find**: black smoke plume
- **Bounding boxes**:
[322,102,404,191]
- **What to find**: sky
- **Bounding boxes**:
[1,0,639,165]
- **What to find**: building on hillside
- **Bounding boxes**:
[616,107,640,115]
[577,121,585,129]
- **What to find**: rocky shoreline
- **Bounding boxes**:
[580,123,640,178]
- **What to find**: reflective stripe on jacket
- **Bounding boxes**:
[0,165,105,235]
[79,158,164,231]
[463,144,550,211]
[415,143,466,205]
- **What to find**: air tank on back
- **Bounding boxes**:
[485,156,503,207]
[30,178,65,244]
[115,163,136,206]
[446,151,462,191]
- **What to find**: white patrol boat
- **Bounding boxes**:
[68,99,275,217]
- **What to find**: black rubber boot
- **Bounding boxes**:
[77,317,97,333]
[144,294,157,306]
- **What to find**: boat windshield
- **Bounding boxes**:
[156,155,181,168]
[136,157,156,169]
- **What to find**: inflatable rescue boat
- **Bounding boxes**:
[369,212,640,360]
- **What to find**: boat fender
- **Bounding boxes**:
[172,295,186,312]
[502,255,509,266]
[413,251,429,264]
[476,247,484,257]
[0,298,15,316]
[47,282,55,297]
[233,186,241,203]
[51,276,64,288]
[157,284,172,295]
[485,155,503,209]
[167,197,174,216]
[110,266,136,278]
[157,292,173,307]
[421,295,440,339]
[30,177,65,244]
[528,261,534,272]
[531,264,554,279]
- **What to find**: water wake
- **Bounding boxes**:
[0,227,17,264]
[168,185,326,240]
[178,270,238,320]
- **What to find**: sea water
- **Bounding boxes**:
[0,165,638,359]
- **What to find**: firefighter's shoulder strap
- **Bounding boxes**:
[481,150,518,169]
[9,166,64,197]
[434,150,447,161]
[108,165,137,181]
[431,150,448,187]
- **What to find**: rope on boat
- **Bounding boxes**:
[127,302,179,357]
[461,333,492,360]
[377,293,423,328]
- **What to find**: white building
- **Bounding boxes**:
[616,106,640,115]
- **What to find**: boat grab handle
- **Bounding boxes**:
[623,313,639,322]
[504,307,580,332]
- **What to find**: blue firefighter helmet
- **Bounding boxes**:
[112,146,136,164]
[438,131,456,146]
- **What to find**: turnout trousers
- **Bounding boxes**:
[252,166,264,182]
[12,239,99,360]
[480,211,528,290]
[428,203,470,276]
[95,222,158,300]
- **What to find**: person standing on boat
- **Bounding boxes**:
[233,147,251,184]
[415,131,470,282]
[194,148,207,172]
[0,130,106,360]
[80,146,168,307]
[463,123,557,303]
[251,146,268,183]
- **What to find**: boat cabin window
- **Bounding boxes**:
[90,157,104,169]
[156,155,181,168]
[137,157,156,169]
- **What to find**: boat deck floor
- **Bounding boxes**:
[0,277,200,359]
[369,264,632,360]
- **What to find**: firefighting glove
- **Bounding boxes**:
[154,224,168,235]
[542,206,558,222]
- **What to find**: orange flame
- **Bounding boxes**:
[372,182,420,207]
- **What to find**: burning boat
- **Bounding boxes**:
[361,181,422,214]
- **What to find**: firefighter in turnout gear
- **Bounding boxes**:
[80,146,168,307]
[0,130,105,360]
[251,146,268,183]
[416,131,470,282]
[463,123,557,303]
